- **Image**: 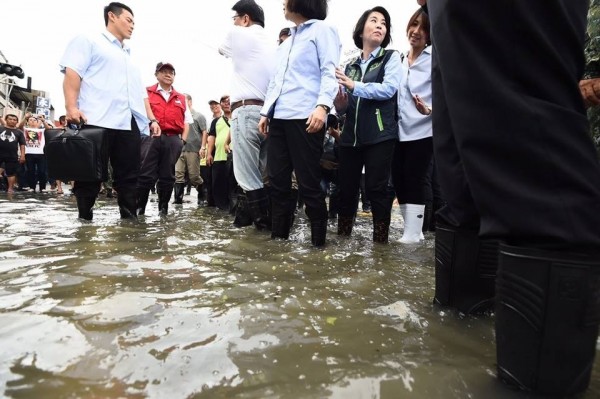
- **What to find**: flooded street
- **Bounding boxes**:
[1,188,599,399]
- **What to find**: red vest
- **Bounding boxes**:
[147,84,186,134]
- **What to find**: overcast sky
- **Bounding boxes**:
[2,0,418,120]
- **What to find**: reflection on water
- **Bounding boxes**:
[0,191,598,398]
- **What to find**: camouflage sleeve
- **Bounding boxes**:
[584,0,600,79]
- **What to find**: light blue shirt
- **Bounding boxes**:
[59,31,149,135]
[261,20,341,119]
[398,46,432,141]
[352,47,402,101]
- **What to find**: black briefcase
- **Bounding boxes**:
[44,125,107,181]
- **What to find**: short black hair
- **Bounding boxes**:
[286,0,328,21]
[104,2,134,27]
[352,6,392,49]
[232,0,265,28]
[5,114,18,121]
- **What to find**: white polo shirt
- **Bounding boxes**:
[219,24,275,103]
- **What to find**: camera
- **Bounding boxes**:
[327,113,339,129]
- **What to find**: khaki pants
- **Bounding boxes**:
[175,151,203,186]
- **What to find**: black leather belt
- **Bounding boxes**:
[231,99,264,113]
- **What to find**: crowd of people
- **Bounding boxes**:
[1,0,600,396]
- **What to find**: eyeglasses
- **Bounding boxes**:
[232,14,242,20]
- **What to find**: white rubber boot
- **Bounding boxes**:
[399,204,425,243]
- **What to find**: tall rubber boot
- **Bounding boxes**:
[197,183,206,206]
[422,202,433,233]
[76,196,95,221]
[157,186,172,216]
[433,223,499,314]
[496,244,600,396]
[173,183,185,204]
[337,215,354,236]
[233,192,253,228]
[373,218,390,243]
[246,188,271,231]
[136,188,150,216]
[310,219,327,247]
[399,204,425,243]
[118,189,137,219]
[429,200,444,232]
[291,188,300,211]
[271,215,292,239]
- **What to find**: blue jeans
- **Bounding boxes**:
[230,105,267,192]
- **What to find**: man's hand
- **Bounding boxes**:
[66,108,87,125]
[149,121,161,136]
[19,154,26,164]
[258,116,269,136]
[225,143,231,153]
[579,78,600,107]
[306,106,327,133]
[206,153,214,166]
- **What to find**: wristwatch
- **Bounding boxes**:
[317,104,331,113]
[149,119,158,125]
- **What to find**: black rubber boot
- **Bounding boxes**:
[136,188,150,216]
[337,215,354,236]
[246,188,271,230]
[233,192,253,228]
[157,186,173,216]
[495,244,600,396]
[422,202,433,233]
[428,200,444,232]
[197,184,206,206]
[373,218,390,243]
[271,214,292,240]
[76,196,96,221]
[310,219,327,247]
[117,189,137,219]
[291,188,300,210]
[433,223,499,314]
[173,183,185,204]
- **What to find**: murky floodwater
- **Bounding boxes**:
[1,187,598,399]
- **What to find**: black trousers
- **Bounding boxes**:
[268,119,327,222]
[391,137,433,205]
[138,134,183,191]
[338,140,395,222]
[26,154,47,190]
[72,120,141,198]
[211,159,236,211]
[429,0,600,250]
